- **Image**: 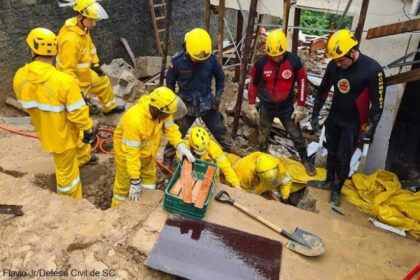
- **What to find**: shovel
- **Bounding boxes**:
[215,190,325,257]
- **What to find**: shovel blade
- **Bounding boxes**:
[286,227,325,257]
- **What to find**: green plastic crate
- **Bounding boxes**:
[164,159,217,219]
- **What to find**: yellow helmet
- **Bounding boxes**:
[327,29,358,59]
[255,154,279,182]
[73,0,108,20]
[266,29,287,56]
[26,27,57,56]
[149,86,178,114]
[189,127,210,154]
[185,28,212,61]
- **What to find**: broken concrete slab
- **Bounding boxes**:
[101,58,137,85]
[136,56,171,78]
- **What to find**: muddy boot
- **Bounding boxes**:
[307,180,332,190]
[302,160,316,176]
[329,190,342,207]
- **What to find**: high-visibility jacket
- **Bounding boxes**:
[57,17,100,89]
[232,152,292,198]
[113,95,184,179]
[13,61,92,153]
[186,139,240,187]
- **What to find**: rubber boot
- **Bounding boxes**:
[307,180,332,190]
[329,190,342,207]
[103,105,125,115]
[302,160,316,176]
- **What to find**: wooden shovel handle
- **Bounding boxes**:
[232,201,283,234]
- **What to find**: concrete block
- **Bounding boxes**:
[101,59,136,86]
[11,0,35,8]
[135,56,170,78]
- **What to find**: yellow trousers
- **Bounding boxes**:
[112,145,157,207]
[83,69,117,113]
[53,147,82,199]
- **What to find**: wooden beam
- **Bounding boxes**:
[292,8,301,54]
[386,68,420,86]
[354,0,370,42]
[234,10,244,82]
[204,0,211,32]
[217,0,225,64]
[283,0,291,35]
[232,0,259,136]
[366,18,420,40]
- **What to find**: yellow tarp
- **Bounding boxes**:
[343,170,420,239]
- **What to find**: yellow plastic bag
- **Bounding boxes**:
[343,170,420,239]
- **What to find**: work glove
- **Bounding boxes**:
[176,142,196,163]
[248,103,259,120]
[82,129,97,146]
[128,179,141,201]
[91,63,104,76]
[291,105,307,124]
[359,129,374,144]
[211,97,221,111]
[310,113,320,132]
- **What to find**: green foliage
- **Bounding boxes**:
[300,10,353,36]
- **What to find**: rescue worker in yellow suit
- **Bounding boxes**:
[228,152,326,203]
[112,87,195,207]
[56,0,124,115]
[13,28,95,199]
[184,127,241,189]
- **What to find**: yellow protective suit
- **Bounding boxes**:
[227,152,326,199]
[13,61,92,199]
[56,17,117,112]
[342,170,420,239]
[185,139,240,187]
[112,95,184,207]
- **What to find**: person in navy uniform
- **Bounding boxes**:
[164,28,242,166]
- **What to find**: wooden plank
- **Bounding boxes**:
[282,0,290,36]
[192,180,201,202]
[194,166,216,209]
[204,0,211,32]
[217,0,225,64]
[386,68,420,85]
[232,0,259,136]
[291,8,301,54]
[5,97,27,114]
[181,160,193,204]
[170,178,182,196]
[367,18,420,40]
[354,0,370,43]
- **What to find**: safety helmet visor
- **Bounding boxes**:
[82,2,108,20]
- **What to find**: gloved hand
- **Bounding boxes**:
[176,142,195,162]
[310,114,320,132]
[359,129,374,144]
[91,63,104,76]
[248,103,259,120]
[129,179,141,201]
[82,129,97,145]
[291,105,307,124]
[211,97,221,111]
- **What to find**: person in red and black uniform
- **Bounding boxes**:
[308,29,385,206]
[248,29,316,176]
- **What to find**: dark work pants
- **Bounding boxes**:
[259,103,308,160]
[164,110,231,159]
[325,117,359,194]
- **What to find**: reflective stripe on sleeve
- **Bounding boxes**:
[122,138,141,148]
[66,98,86,112]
